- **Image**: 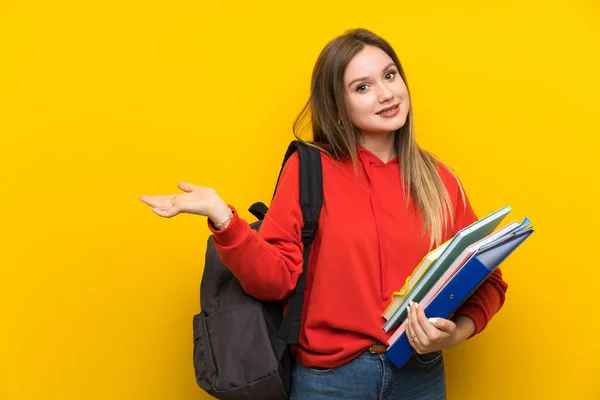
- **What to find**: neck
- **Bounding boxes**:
[359,131,397,163]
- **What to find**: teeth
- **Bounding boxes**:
[378,105,397,114]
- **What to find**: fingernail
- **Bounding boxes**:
[429,318,438,324]
[414,302,419,308]
[406,305,410,312]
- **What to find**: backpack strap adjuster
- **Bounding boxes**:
[301,226,316,244]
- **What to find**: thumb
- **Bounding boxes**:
[428,317,455,333]
[178,182,199,192]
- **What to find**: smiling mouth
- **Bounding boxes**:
[376,104,399,115]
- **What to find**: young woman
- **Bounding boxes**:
[140,28,508,399]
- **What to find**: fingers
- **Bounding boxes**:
[140,182,205,218]
[408,303,428,351]
[152,206,178,218]
[406,314,416,349]
[406,302,459,355]
[427,317,454,334]
[415,303,440,339]
[406,303,422,351]
[178,182,200,193]
[139,194,179,218]
[407,301,448,354]
[139,194,175,208]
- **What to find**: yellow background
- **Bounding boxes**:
[1,0,598,399]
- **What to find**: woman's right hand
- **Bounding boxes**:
[139,182,232,225]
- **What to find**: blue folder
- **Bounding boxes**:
[383,206,512,332]
[386,227,534,368]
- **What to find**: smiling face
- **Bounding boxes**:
[343,45,410,137]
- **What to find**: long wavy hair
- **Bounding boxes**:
[293,28,465,249]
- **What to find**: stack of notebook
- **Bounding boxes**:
[382,205,534,367]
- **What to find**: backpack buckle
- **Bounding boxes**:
[301,226,315,243]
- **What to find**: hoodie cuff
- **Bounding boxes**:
[207,206,245,246]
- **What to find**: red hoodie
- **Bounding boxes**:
[208,145,508,368]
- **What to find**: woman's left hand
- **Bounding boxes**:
[405,301,475,354]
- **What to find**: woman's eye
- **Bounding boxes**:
[385,71,397,80]
[356,84,368,92]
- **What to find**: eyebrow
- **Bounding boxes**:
[347,62,397,88]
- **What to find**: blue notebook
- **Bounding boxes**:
[386,227,533,368]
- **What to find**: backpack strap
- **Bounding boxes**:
[248,202,268,220]
[277,140,323,345]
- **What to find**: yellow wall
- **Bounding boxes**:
[1,0,598,398]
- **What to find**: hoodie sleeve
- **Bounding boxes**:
[206,153,305,301]
[448,173,509,338]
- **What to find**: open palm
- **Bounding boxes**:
[139,182,228,220]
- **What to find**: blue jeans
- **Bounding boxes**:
[290,350,446,400]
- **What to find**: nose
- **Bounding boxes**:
[377,83,394,103]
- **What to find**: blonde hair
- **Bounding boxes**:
[293,28,466,249]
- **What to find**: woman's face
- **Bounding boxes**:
[343,45,410,137]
